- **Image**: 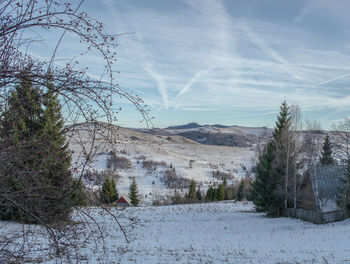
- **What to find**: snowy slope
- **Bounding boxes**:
[68,124,257,205]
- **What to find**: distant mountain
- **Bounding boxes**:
[177,130,255,147]
[149,123,273,147]
[211,124,231,128]
[166,122,201,130]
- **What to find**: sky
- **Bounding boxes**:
[30,0,350,129]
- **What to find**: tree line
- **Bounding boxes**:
[170,177,253,205]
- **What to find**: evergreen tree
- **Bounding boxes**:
[205,185,214,202]
[128,178,140,206]
[188,179,196,200]
[0,73,44,221]
[39,81,80,219]
[0,73,76,222]
[252,142,276,211]
[252,101,293,214]
[320,135,334,165]
[223,177,227,186]
[272,101,294,211]
[236,180,245,201]
[100,177,119,204]
[196,186,202,201]
[216,184,225,201]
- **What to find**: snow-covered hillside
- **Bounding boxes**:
[68,124,257,205]
[3,201,350,263]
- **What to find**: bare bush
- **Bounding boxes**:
[142,159,167,171]
[107,154,132,170]
[0,0,150,262]
[161,169,191,189]
[212,170,234,180]
[208,162,218,169]
[83,169,121,186]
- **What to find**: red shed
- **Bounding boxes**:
[116,194,131,207]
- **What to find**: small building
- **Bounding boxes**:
[115,194,132,207]
[289,165,346,223]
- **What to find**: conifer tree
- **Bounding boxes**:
[320,135,334,165]
[272,101,294,210]
[252,142,277,211]
[252,101,293,214]
[100,178,119,204]
[188,179,196,200]
[205,185,214,202]
[217,184,225,201]
[196,186,202,201]
[236,180,245,201]
[40,81,80,219]
[128,178,140,206]
[0,73,44,221]
[0,73,77,222]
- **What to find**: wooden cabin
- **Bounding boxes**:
[115,194,132,207]
[296,165,346,223]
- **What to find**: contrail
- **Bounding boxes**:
[312,73,350,87]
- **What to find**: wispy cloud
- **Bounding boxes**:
[91,0,350,128]
[144,64,169,109]
[312,73,350,88]
[240,21,305,82]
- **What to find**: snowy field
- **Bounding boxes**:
[2,201,350,263]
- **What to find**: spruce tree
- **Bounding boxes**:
[0,73,44,221]
[196,186,202,201]
[128,178,140,206]
[217,184,225,201]
[320,135,334,165]
[252,101,293,214]
[188,179,196,200]
[273,101,291,142]
[252,142,277,211]
[205,185,214,202]
[272,101,294,211]
[100,177,119,204]
[0,73,77,223]
[236,180,245,201]
[40,81,79,220]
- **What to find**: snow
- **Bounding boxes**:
[68,126,257,205]
[3,201,350,263]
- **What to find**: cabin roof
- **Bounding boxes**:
[116,193,131,204]
[309,165,345,213]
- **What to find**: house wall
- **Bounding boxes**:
[116,203,129,207]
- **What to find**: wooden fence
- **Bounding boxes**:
[283,208,345,224]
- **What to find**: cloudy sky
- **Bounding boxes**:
[34,0,350,128]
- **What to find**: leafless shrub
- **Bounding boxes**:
[142,159,167,171]
[0,0,150,262]
[212,170,234,180]
[208,162,218,169]
[107,155,132,170]
[161,169,191,189]
[83,169,121,186]
[120,149,128,155]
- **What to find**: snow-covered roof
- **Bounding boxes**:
[309,165,345,213]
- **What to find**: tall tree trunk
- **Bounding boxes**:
[285,138,290,208]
